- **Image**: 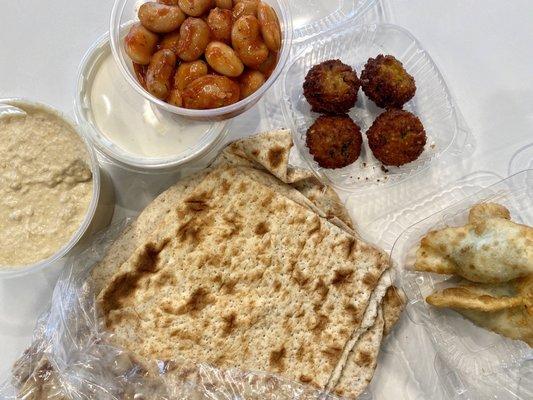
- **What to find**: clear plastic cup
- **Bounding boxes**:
[109,0,293,121]
[0,99,114,279]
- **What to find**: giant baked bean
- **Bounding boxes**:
[239,70,265,98]
[133,63,148,89]
[205,41,244,77]
[215,0,232,8]
[178,0,213,17]
[207,8,233,43]
[231,15,269,68]
[167,88,183,106]
[232,0,258,20]
[159,30,181,55]
[257,1,281,52]
[257,51,277,78]
[182,75,240,109]
[177,18,211,61]
[124,23,159,65]
[174,60,208,90]
[146,49,177,99]
[138,2,186,33]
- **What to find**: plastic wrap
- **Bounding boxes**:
[0,220,354,400]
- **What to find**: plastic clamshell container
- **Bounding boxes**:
[75,32,228,173]
[390,169,533,394]
[109,0,293,121]
[510,143,533,176]
[282,23,460,193]
[0,99,114,279]
[289,0,379,43]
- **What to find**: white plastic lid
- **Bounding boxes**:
[75,32,227,173]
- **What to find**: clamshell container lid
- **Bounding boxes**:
[510,142,533,176]
[289,0,380,43]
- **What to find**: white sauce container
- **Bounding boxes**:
[75,32,229,173]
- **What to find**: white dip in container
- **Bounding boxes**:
[75,33,228,173]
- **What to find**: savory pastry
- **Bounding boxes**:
[415,203,533,283]
[303,60,360,114]
[366,109,426,166]
[306,115,362,169]
[426,275,532,347]
[360,54,416,109]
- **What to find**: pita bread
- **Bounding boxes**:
[415,203,533,283]
[382,286,406,337]
[92,130,352,294]
[11,131,402,400]
[332,309,385,398]
[98,164,391,390]
[10,275,403,400]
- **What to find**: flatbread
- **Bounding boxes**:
[91,170,211,294]
[382,286,406,337]
[98,165,391,390]
[11,130,403,400]
[415,203,533,283]
[332,309,385,398]
[92,130,352,294]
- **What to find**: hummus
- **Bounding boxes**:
[0,104,93,267]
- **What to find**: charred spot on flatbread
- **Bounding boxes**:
[176,288,215,316]
[269,346,287,372]
[101,240,169,315]
[321,345,343,366]
[254,221,269,235]
[222,313,238,336]
[331,269,355,286]
[267,146,286,169]
[311,314,329,335]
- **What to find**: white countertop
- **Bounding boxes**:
[1,0,532,397]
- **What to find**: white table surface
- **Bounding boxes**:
[1,0,532,397]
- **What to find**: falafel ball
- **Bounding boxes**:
[366,109,426,166]
[306,115,362,169]
[361,55,416,109]
[303,60,360,114]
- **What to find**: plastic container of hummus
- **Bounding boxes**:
[0,99,114,279]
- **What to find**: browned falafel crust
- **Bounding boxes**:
[303,60,360,114]
[367,109,426,166]
[306,115,362,169]
[361,55,416,109]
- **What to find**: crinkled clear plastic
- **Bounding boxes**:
[0,220,354,400]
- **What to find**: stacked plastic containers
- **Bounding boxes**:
[271,1,531,399]
[70,0,532,399]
